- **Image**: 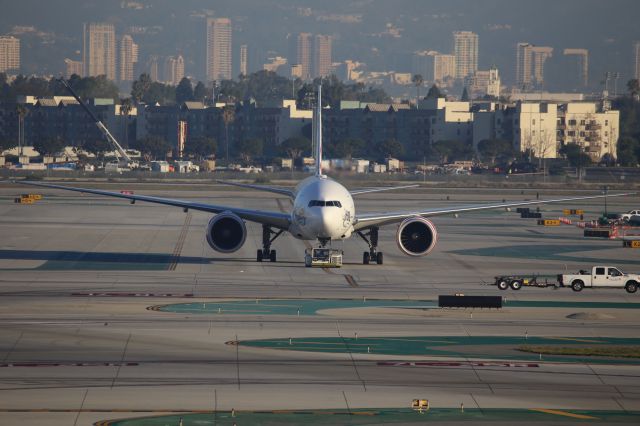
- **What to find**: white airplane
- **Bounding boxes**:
[16,87,632,265]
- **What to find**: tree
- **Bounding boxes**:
[627,79,640,99]
[193,81,207,102]
[426,84,442,99]
[33,136,65,157]
[477,139,513,165]
[175,77,194,104]
[131,73,153,103]
[432,140,472,164]
[119,98,133,147]
[0,138,17,152]
[132,136,171,160]
[222,106,235,163]
[616,137,640,166]
[184,137,216,160]
[83,137,111,160]
[236,138,263,163]
[280,137,311,160]
[412,74,424,107]
[376,138,403,159]
[461,86,470,101]
[560,143,592,168]
[327,138,364,159]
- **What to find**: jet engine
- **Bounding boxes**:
[206,212,247,253]
[396,217,438,256]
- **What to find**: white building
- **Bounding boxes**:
[0,36,20,72]
[558,103,619,161]
[473,101,619,161]
[514,103,558,159]
[420,98,473,145]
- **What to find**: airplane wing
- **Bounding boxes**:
[350,184,419,195]
[353,192,635,231]
[217,180,295,198]
[15,180,291,229]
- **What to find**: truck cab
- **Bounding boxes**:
[562,266,639,293]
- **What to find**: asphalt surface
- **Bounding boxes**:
[0,181,639,425]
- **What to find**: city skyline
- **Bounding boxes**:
[0,1,639,97]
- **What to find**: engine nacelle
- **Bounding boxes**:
[206,211,247,253]
[396,217,438,256]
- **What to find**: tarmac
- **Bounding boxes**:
[0,181,639,425]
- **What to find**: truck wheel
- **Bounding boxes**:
[510,280,522,290]
[497,280,509,290]
[626,281,638,294]
[304,255,311,267]
[572,280,584,292]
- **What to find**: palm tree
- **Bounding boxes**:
[222,106,235,163]
[120,98,133,147]
[412,74,424,109]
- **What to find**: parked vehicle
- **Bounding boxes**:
[621,210,640,222]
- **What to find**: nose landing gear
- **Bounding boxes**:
[357,227,383,265]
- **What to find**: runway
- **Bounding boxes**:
[0,181,639,425]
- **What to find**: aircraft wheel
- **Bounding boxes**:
[376,252,383,265]
[257,249,263,262]
[270,250,277,262]
[363,252,370,265]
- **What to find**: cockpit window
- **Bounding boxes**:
[308,200,342,208]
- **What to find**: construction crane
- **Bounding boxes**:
[59,78,137,169]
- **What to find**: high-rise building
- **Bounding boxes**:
[206,18,232,81]
[164,55,185,85]
[635,42,640,81]
[296,33,312,80]
[0,35,20,72]
[516,43,533,88]
[434,54,456,84]
[148,56,160,82]
[83,23,116,80]
[118,34,138,82]
[313,34,332,78]
[532,46,553,86]
[453,31,478,79]
[563,48,589,87]
[240,44,248,76]
[64,58,83,78]
[412,50,438,81]
[516,43,553,89]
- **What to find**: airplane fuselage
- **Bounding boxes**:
[288,175,355,241]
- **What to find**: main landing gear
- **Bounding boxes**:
[257,224,283,262]
[357,227,383,265]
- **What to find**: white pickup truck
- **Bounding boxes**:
[560,266,639,293]
[621,210,640,222]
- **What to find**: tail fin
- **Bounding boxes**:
[314,85,323,176]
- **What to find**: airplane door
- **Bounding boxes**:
[593,267,607,287]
